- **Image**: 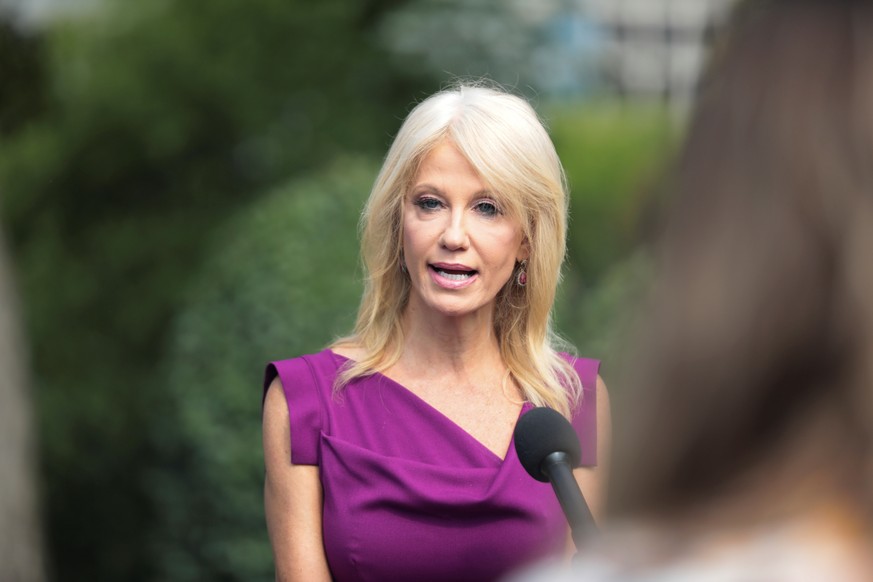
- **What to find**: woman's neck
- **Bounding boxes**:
[396,301,504,380]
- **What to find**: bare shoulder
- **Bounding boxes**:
[263,376,288,421]
[574,374,611,524]
[263,376,290,459]
[261,377,332,580]
[595,375,610,410]
[594,374,611,450]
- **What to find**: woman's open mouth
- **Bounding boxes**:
[428,263,478,288]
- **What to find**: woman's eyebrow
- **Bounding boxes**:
[410,183,444,195]
[411,183,496,199]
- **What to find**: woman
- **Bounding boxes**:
[515,1,873,580]
[261,84,610,582]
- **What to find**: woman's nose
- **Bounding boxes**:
[439,212,469,250]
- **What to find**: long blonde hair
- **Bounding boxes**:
[332,83,581,415]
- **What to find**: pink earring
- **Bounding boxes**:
[516,260,527,287]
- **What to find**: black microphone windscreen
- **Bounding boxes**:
[514,407,582,482]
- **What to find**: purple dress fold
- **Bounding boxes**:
[264,349,599,582]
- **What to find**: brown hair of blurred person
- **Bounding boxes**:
[609,0,873,550]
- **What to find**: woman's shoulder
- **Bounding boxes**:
[263,348,342,394]
[269,347,338,366]
[262,348,342,466]
[558,350,600,365]
[558,351,601,388]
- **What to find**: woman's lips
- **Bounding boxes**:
[428,263,478,289]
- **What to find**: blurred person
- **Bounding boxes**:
[510,0,873,580]
[0,233,45,581]
[261,83,611,582]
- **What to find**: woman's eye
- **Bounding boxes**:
[475,200,500,217]
[414,197,442,211]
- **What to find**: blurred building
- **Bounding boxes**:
[389,0,740,113]
[581,0,739,112]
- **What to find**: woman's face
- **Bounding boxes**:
[401,140,528,320]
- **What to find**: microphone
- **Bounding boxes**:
[514,407,596,547]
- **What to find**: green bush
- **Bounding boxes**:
[555,249,653,370]
[548,103,676,281]
[149,158,374,581]
[545,104,674,369]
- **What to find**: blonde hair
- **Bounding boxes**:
[332,83,581,416]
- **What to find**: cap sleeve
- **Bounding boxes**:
[569,357,600,467]
[263,356,324,465]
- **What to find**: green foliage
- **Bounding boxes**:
[149,158,373,581]
[555,249,653,372]
[545,105,673,372]
[547,103,676,281]
[0,0,434,578]
[0,20,46,135]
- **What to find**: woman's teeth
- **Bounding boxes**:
[436,269,473,280]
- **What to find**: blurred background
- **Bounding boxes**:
[0,0,734,579]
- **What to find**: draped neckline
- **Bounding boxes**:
[328,350,530,464]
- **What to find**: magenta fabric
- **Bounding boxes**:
[263,349,600,582]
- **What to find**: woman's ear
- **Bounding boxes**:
[517,238,530,262]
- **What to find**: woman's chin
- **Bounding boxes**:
[425,300,492,320]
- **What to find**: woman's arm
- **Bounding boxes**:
[262,377,332,582]
[573,375,612,524]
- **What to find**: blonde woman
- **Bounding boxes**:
[262,84,610,582]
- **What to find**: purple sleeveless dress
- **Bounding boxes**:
[264,349,599,582]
